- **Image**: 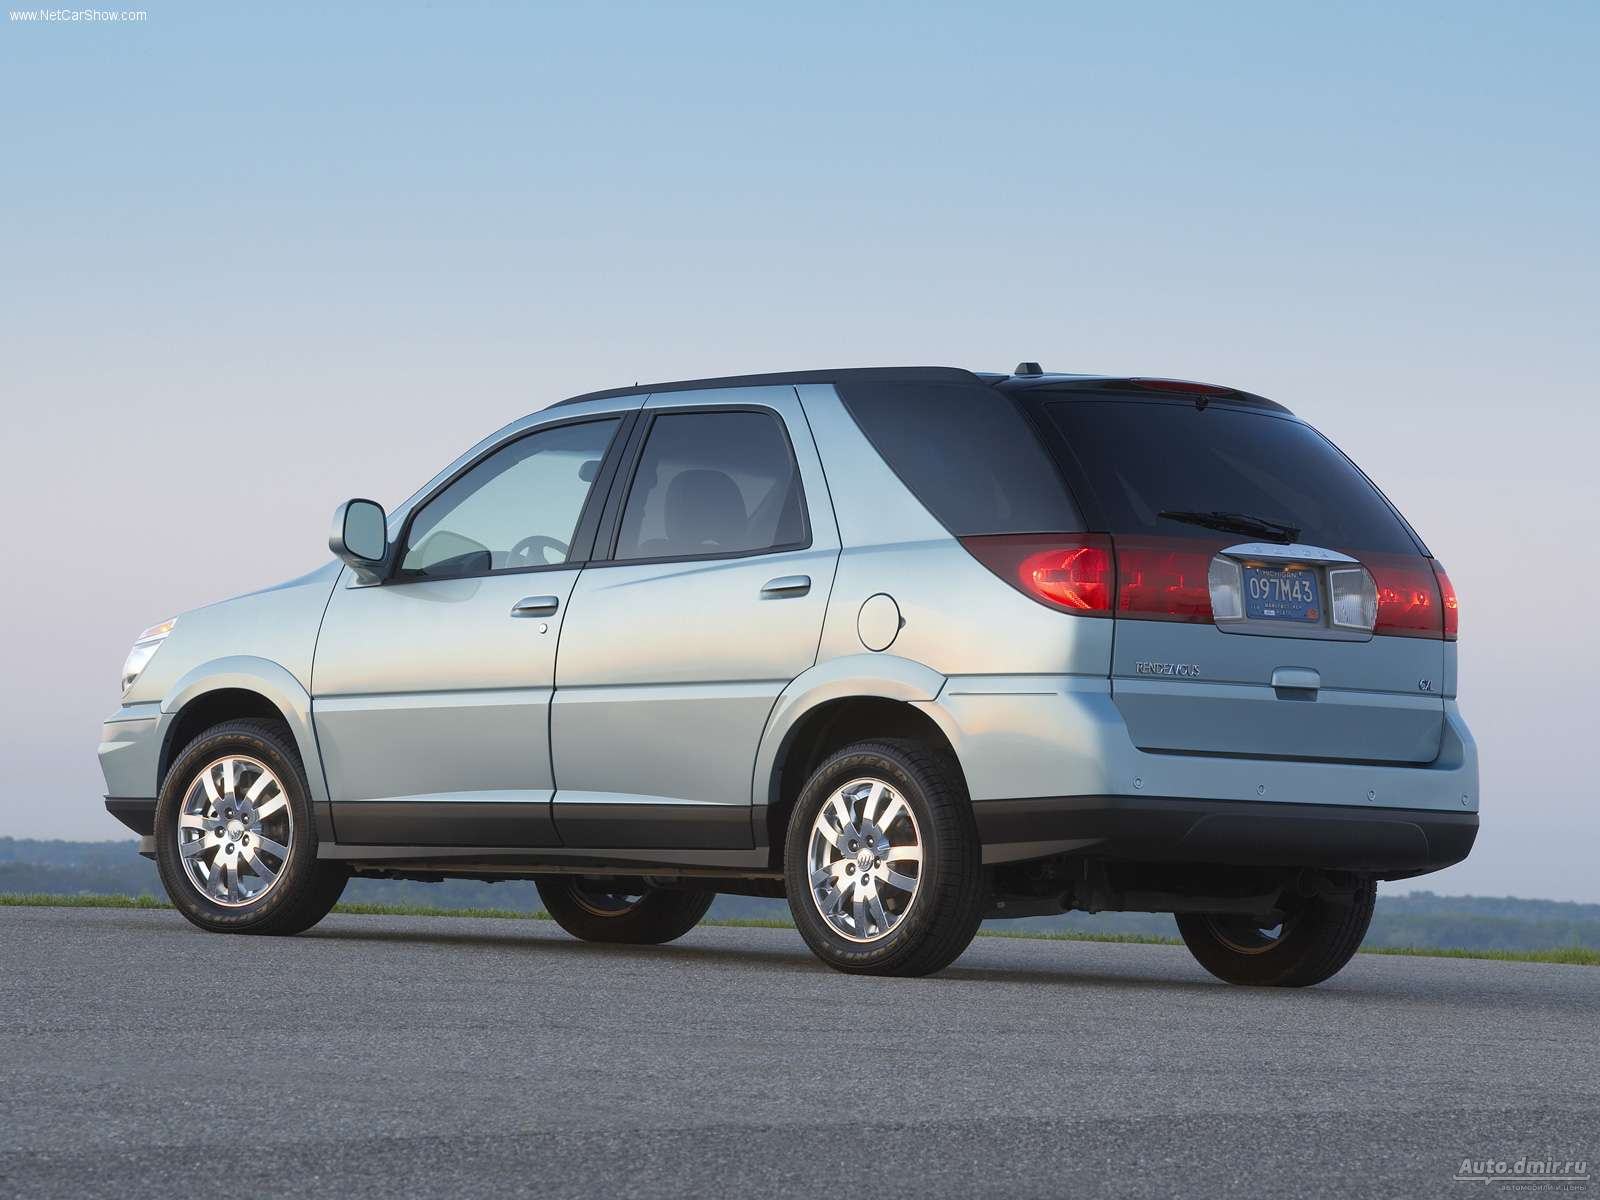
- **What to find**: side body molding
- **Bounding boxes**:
[161,656,330,813]
[750,653,952,810]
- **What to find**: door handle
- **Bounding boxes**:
[511,595,561,618]
[760,575,811,599]
[1271,666,1320,695]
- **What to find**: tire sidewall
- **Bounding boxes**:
[536,877,714,944]
[784,744,964,973]
[1176,879,1376,987]
[155,722,319,933]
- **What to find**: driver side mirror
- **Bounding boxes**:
[329,498,389,583]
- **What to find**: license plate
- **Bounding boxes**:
[1243,565,1321,623]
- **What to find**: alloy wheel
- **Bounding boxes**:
[805,776,923,943]
[175,755,294,907]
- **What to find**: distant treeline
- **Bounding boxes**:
[5,836,1597,953]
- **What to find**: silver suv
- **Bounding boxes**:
[100,366,1477,985]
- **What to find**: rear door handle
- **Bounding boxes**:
[511,595,560,618]
[760,575,811,599]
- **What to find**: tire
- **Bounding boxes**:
[155,718,348,936]
[536,877,714,945]
[1175,877,1377,987]
[784,739,983,977]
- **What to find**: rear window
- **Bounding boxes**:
[1042,399,1419,555]
[839,381,1080,535]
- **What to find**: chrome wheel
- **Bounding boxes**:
[175,755,294,908]
[805,776,922,943]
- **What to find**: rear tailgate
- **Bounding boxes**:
[1030,394,1447,765]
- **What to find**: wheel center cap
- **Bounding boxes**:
[855,848,875,873]
[226,819,245,839]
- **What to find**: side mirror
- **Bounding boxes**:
[330,498,388,582]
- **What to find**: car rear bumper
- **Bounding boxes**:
[974,794,1478,877]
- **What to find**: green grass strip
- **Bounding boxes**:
[4,892,1596,966]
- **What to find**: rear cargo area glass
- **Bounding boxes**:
[839,381,1081,535]
[1042,399,1419,555]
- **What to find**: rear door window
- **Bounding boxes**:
[613,409,808,561]
[1042,399,1419,555]
[839,381,1081,535]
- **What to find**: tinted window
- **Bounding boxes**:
[399,419,620,579]
[839,382,1080,535]
[1044,400,1418,554]
[614,410,806,560]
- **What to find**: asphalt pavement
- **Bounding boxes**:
[2,905,1595,1199]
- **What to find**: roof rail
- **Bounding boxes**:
[547,366,981,409]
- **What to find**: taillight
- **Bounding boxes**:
[960,534,1114,614]
[1113,537,1215,622]
[1432,560,1458,640]
[1368,554,1443,638]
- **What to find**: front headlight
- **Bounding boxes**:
[121,618,177,695]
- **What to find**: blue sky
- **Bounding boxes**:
[2,2,1596,899]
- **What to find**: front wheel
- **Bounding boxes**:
[155,718,348,936]
[535,877,714,944]
[1175,877,1377,987]
[784,739,984,977]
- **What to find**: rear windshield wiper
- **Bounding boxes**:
[1157,509,1301,544]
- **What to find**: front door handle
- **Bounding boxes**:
[511,595,560,618]
[760,575,811,599]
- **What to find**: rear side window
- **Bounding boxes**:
[614,409,808,561]
[838,382,1080,535]
[1043,400,1419,554]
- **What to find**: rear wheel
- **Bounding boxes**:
[784,739,983,977]
[535,877,714,944]
[155,718,348,935]
[1175,877,1377,987]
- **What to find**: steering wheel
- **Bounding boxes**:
[507,534,570,569]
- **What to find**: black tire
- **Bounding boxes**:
[784,739,983,977]
[535,877,714,945]
[155,718,348,936]
[1175,877,1377,987]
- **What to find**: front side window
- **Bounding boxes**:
[399,418,620,579]
[614,410,807,561]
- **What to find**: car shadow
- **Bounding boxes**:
[298,918,1355,995]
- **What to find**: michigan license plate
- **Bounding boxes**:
[1243,566,1321,623]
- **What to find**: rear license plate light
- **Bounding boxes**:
[1208,545,1376,635]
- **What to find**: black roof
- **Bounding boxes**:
[548,365,1287,413]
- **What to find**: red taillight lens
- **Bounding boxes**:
[1368,554,1442,638]
[1113,537,1216,622]
[960,534,1114,614]
[1020,544,1113,611]
[1432,560,1458,640]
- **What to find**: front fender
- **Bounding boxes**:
[161,656,329,808]
[751,654,954,808]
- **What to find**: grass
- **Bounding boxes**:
[5,892,1597,966]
